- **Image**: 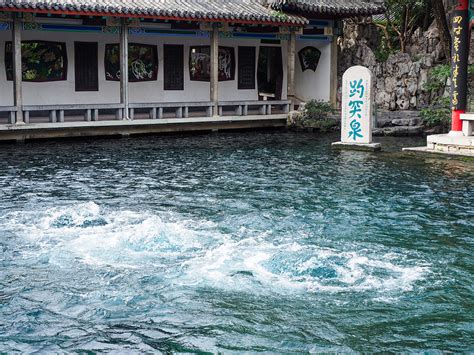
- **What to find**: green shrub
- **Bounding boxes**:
[424,64,451,93]
[309,118,339,132]
[421,64,474,128]
[301,100,338,132]
[420,97,451,129]
[303,100,335,120]
[425,64,474,94]
[375,47,390,63]
[374,44,397,63]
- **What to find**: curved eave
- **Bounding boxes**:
[0,3,309,26]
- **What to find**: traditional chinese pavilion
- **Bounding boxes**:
[0,0,383,140]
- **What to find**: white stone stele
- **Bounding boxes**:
[340,65,374,145]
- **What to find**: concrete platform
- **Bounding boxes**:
[331,141,382,152]
[403,133,474,158]
[403,146,474,159]
[0,114,287,142]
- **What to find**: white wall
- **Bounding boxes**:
[294,40,332,103]
[0,26,289,106]
[0,29,13,106]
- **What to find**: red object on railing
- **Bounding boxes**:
[456,0,468,10]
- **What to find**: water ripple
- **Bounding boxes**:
[0,132,473,352]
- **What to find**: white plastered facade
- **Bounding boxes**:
[0,22,333,106]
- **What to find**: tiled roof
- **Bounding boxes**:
[266,0,385,16]
[0,0,308,25]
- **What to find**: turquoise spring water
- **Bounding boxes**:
[0,132,473,352]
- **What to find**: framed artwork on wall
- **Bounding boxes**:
[298,46,321,72]
[105,43,158,82]
[5,41,68,82]
[189,46,235,81]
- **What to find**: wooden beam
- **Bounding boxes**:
[210,24,219,116]
[13,15,23,124]
[287,29,296,100]
[120,18,129,119]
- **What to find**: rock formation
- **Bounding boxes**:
[338,20,473,112]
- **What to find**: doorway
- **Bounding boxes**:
[257,46,283,100]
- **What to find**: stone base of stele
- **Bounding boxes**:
[331,141,382,152]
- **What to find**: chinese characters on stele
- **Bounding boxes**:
[348,79,365,141]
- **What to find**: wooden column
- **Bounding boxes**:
[329,35,338,108]
[120,18,129,120]
[287,28,296,100]
[12,15,23,124]
[210,24,219,116]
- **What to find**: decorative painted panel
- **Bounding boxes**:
[220,32,289,41]
[129,27,209,38]
[189,46,235,82]
[0,22,10,31]
[5,41,68,82]
[297,35,331,42]
[23,22,119,34]
[298,46,321,72]
[104,43,158,82]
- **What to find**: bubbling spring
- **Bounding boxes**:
[0,132,472,352]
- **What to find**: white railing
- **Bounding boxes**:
[22,103,125,123]
[1,100,291,124]
[461,113,473,136]
[0,106,17,124]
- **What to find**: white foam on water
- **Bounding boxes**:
[180,239,429,296]
[3,202,429,297]
[4,202,221,269]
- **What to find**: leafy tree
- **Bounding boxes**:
[375,0,427,53]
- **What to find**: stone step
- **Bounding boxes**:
[375,110,422,128]
[377,117,422,128]
[373,125,424,136]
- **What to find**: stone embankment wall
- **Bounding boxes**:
[338,20,474,112]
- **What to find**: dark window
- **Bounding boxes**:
[298,46,321,72]
[238,46,256,90]
[189,46,235,82]
[164,44,184,90]
[104,43,158,82]
[257,46,283,100]
[74,42,98,91]
[5,41,68,82]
